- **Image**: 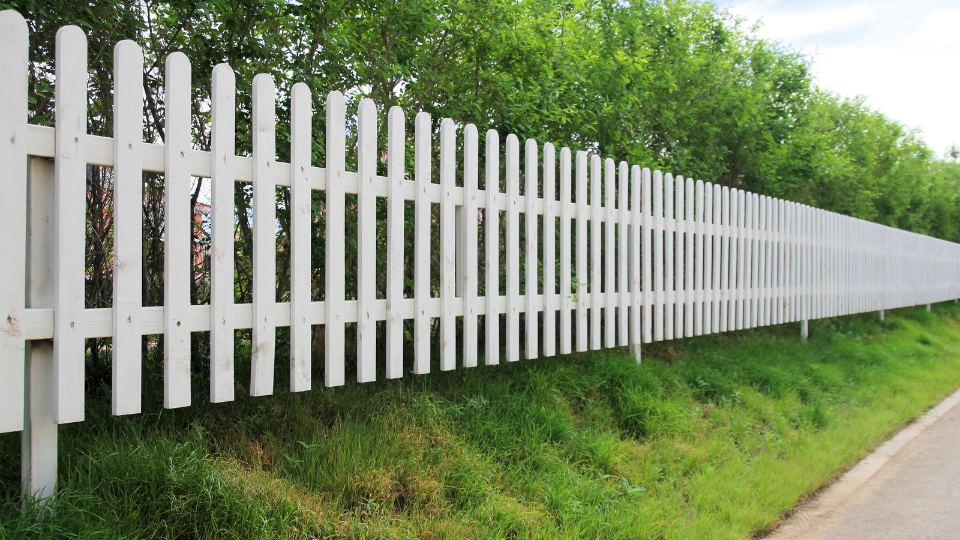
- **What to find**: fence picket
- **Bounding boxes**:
[52,26,88,423]
[525,139,539,360]
[462,124,479,367]
[665,173,674,340]
[440,119,457,370]
[325,92,347,385]
[711,184,721,333]
[559,148,573,354]
[210,64,235,403]
[543,143,557,357]
[732,189,742,330]
[758,195,767,326]
[619,161,629,347]
[675,175,683,337]
[112,40,144,415]
[386,107,405,377]
[289,83,311,391]
[506,134,521,361]
[0,10,27,432]
[591,155,602,350]
[631,165,643,355]
[776,198,785,324]
[642,168,653,344]
[484,130,500,365]
[576,151,589,352]
[705,182,716,334]
[720,186,730,332]
[695,180,704,336]
[685,177,694,337]
[357,98,377,381]
[250,74,276,396]
[162,52,192,408]
[654,170,664,342]
[605,158,616,348]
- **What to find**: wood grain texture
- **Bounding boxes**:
[559,148,573,355]
[484,130,500,365]
[209,64,236,403]
[162,52,192,408]
[357,98,377,381]
[440,119,456,370]
[462,124,479,367]
[250,73,277,397]
[289,83,312,391]
[0,10,28,432]
[525,139,539,360]
[543,143,557,357]
[111,40,144,416]
[325,91,347,385]
[506,134,521,362]
[576,151,588,352]
[53,25,88,423]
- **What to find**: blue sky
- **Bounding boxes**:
[719,0,959,156]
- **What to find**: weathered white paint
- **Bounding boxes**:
[325,91,347,385]
[250,74,276,397]
[526,140,540,359]
[0,11,28,432]
[543,144,557,357]
[590,155,602,350]
[289,83,312,392]
[6,14,960,500]
[560,148,573,355]
[210,64,236,403]
[506,135,521,362]
[605,158,616,348]
[112,40,144,416]
[485,130,500,366]
[576,151,589,352]
[462,124,479,368]
[23,157,56,502]
[50,25,88,424]
[386,107,406,378]
[440,119,457,371]
[163,52,192,409]
[356,99,378,382]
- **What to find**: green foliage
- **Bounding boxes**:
[4,0,959,239]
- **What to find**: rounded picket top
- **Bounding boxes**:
[0,9,28,48]
[290,82,310,99]
[358,96,376,117]
[114,39,144,71]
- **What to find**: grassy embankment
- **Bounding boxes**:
[3,304,960,538]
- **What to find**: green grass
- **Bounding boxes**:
[4,304,960,538]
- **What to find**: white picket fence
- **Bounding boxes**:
[4,11,960,497]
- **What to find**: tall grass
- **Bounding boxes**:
[3,304,960,538]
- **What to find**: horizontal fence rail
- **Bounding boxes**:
[3,10,960,440]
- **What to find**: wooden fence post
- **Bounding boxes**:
[22,157,57,504]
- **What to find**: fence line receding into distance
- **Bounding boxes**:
[3,11,959,499]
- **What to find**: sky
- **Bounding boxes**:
[720,0,960,157]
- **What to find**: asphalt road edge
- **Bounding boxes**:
[762,386,960,539]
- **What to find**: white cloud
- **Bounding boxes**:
[721,0,960,155]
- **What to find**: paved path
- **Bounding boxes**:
[766,389,960,540]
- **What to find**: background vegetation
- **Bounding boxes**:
[4,0,959,377]
[8,0,960,233]
[3,2,960,536]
